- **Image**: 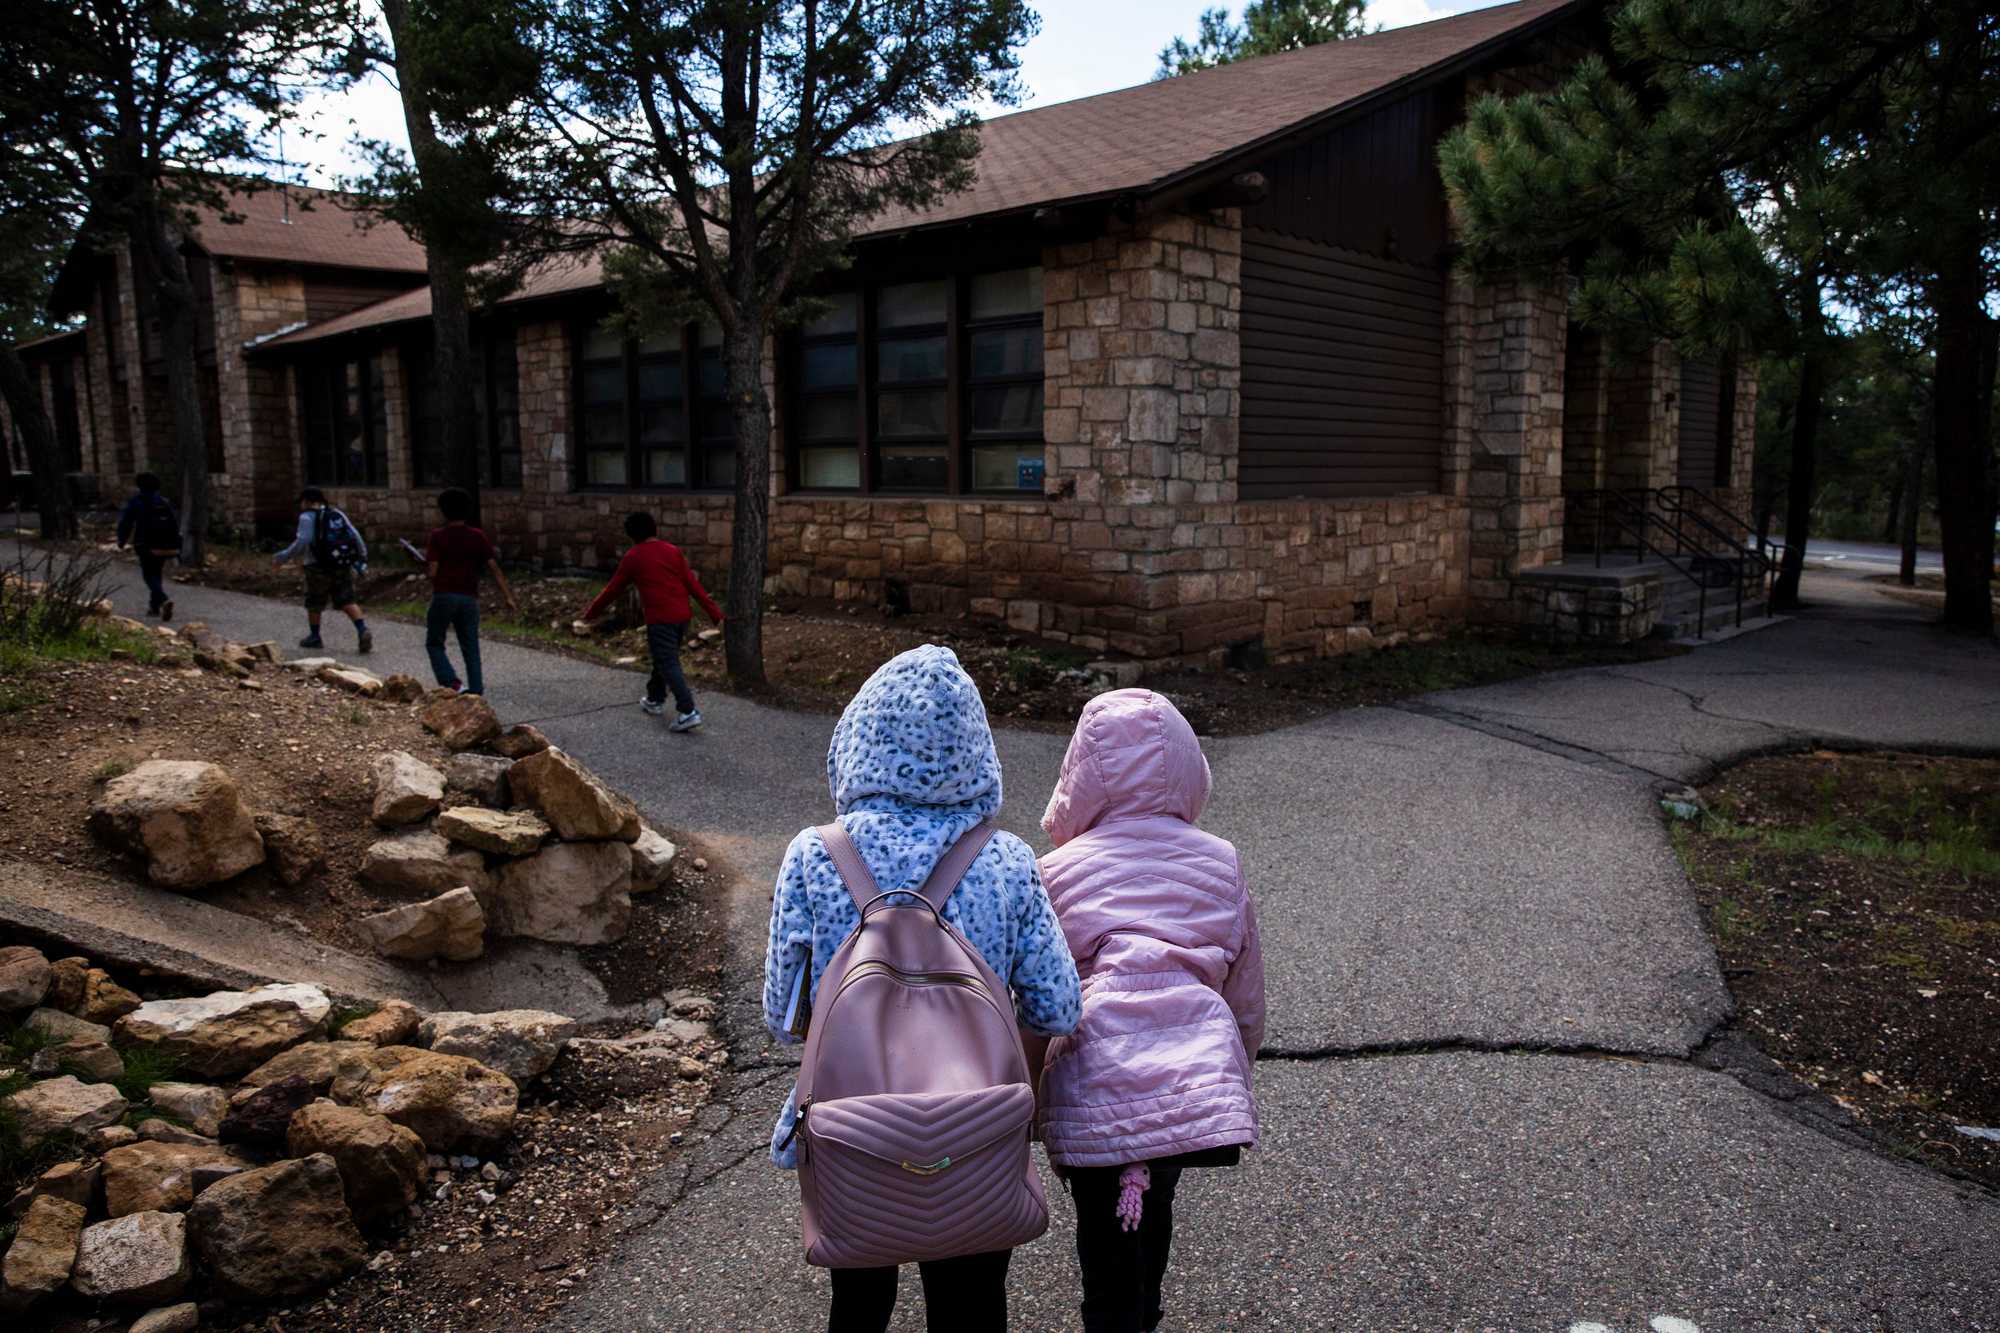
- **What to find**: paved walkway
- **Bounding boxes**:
[47,551,2000,1331]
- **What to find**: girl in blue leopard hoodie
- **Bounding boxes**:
[763,644,1081,1333]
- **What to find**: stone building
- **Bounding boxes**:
[11,0,1763,661]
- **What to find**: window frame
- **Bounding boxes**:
[299,348,391,488]
[407,327,524,490]
[569,317,732,493]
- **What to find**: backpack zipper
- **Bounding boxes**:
[779,1096,811,1153]
[834,960,987,996]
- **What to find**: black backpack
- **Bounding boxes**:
[310,506,365,570]
[138,495,181,553]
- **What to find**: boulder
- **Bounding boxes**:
[217,1076,317,1150]
[0,945,50,1010]
[114,983,331,1079]
[435,805,550,856]
[506,747,641,842]
[135,1119,219,1148]
[349,1048,518,1152]
[188,1154,367,1302]
[3,1076,126,1147]
[380,673,426,703]
[29,1038,123,1082]
[147,1083,229,1138]
[419,691,501,751]
[87,760,265,889]
[70,1211,191,1305]
[282,655,339,672]
[101,1141,245,1216]
[339,999,422,1048]
[244,640,281,663]
[2,1195,85,1306]
[191,1160,246,1194]
[253,811,325,885]
[43,956,87,1013]
[240,1040,381,1099]
[371,751,446,827]
[487,723,551,759]
[6,1162,100,1220]
[419,1009,578,1083]
[319,665,383,697]
[76,968,141,1025]
[489,840,633,946]
[356,887,485,963]
[130,1303,200,1333]
[358,829,491,898]
[90,1125,138,1152]
[24,1007,110,1044]
[287,1103,425,1222]
[444,753,512,807]
[630,828,678,893]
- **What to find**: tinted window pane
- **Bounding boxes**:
[804,293,858,336]
[705,445,736,488]
[970,382,1044,436]
[801,446,860,488]
[970,327,1042,378]
[639,403,685,444]
[878,335,945,383]
[637,359,682,401]
[583,364,624,404]
[699,322,724,348]
[878,280,947,328]
[636,332,678,357]
[972,444,1045,491]
[700,350,727,395]
[877,445,947,491]
[971,267,1043,319]
[584,406,624,448]
[583,324,624,360]
[799,341,856,389]
[877,388,947,438]
[799,395,856,441]
[644,448,686,485]
[586,450,627,485]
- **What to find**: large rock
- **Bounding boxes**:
[101,1141,245,1216]
[2,1195,85,1306]
[371,751,445,827]
[24,1007,110,1044]
[420,691,501,751]
[356,887,486,962]
[487,722,551,759]
[253,811,325,885]
[182,624,256,679]
[435,805,550,856]
[419,1009,577,1083]
[0,945,50,1010]
[6,1162,100,1220]
[630,828,678,893]
[240,1040,381,1099]
[42,956,87,1013]
[358,829,491,898]
[340,999,422,1048]
[287,1103,425,1222]
[114,983,331,1079]
[3,1076,126,1147]
[188,1154,367,1302]
[380,672,426,703]
[319,665,383,697]
[488,840,633,946]
[70,1211,190,1304]
[349,1048,518,1152]
[445,752,513,807]
[147,1083,230,1139]
[217,1076,316,1149]
[130,1303,200,1333]
[76,968,141,1025]
[135,1119,218,1148]
[29,1038,123,1082]
[506,747,641,842]
[87,760,265,889]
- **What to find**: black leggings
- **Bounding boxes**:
[1069,1164,1184,1333]
[827,1248,1012,1333]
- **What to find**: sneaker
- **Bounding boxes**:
[159,599,173,623]
[670,709,703,733]
[299,633,324,649]
[639,698,665,717]
[357,629,374,654]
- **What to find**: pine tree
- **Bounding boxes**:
[1157,0,1371,78]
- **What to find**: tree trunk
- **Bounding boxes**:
[0,347,77,539]
[1771,344,1823,611]
[722,315,770,687]
[1898,435,1923,587]
[1929,224,1996,635]
[1880,468,1903,544]
[384,0,481,526]
[127,199,210,565]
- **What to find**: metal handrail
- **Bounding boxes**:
[1571,488,1734,637]
[1656,486,1773,610]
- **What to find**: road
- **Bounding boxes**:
[1767,536,1944,573]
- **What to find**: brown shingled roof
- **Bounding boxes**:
[252,252,605,351]
[184,180,427,273]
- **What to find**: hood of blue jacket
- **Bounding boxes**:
[827,644,1002,823]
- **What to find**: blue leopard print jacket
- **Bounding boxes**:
[762,643,1082,1168]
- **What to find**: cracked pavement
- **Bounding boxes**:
[34,550,2000,1330]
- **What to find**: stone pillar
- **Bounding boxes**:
[513,319,570,564]
[1604,341,1678,492]
[217,266,310,531]
[1462,278,1569,622]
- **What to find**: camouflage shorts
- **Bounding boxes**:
[304,565,357,613]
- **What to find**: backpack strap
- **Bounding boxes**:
[815,823,881,917]
[912,821,997,912]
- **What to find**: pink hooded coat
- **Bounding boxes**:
[1036,689,1264,1168]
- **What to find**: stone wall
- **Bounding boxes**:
[214,266,311,532]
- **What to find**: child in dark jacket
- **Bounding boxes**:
[114,472,178,620]
[424,487,519,697]
[578,511,722,731]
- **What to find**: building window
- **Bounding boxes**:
[301,352,389,487]
[409,332,522,488]
[572,318,734,491]
[785,265,1043,496]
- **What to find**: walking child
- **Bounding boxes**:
[114,472,178,621]
[272,487,372,652]
[761,645,1081,1333]
[424,487,518,697]
[577,511,721,732]
[1036,688,1265,1333]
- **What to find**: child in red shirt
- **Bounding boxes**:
[580,511,723,731]
[425,488,519,697]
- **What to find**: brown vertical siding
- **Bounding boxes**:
[1676,356,1721,487]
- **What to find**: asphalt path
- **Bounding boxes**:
[34,547,2000,1331]
[1766,537,1945,573]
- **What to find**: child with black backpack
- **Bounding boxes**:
[114,472,179,621]
[273,486,372,653]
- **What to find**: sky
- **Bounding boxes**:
[280,0,1507,188]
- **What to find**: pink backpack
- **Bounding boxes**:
[791,821,1049,1269]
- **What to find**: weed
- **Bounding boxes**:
[330,1003,377,1036]
[1710,896,1759,947]
[91,757,134,784]
[110,1045,182,1102]
[343,703,370,727]
[1,1021,59,1064]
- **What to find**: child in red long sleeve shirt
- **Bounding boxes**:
[580,511,723,731]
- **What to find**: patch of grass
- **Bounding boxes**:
[1691,810,2000,881]
[109,1045,182,1102]
[377,598,630,664]
[1709,896,1762,948]
[91,757,135,784]
[342,703,371,726]
[1,1021,59,1064]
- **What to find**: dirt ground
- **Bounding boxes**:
[1675,750,2000,1192]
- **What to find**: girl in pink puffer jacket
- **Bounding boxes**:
[1035,688,1264,1333]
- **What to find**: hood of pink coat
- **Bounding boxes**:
[1040,689,1211,847]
